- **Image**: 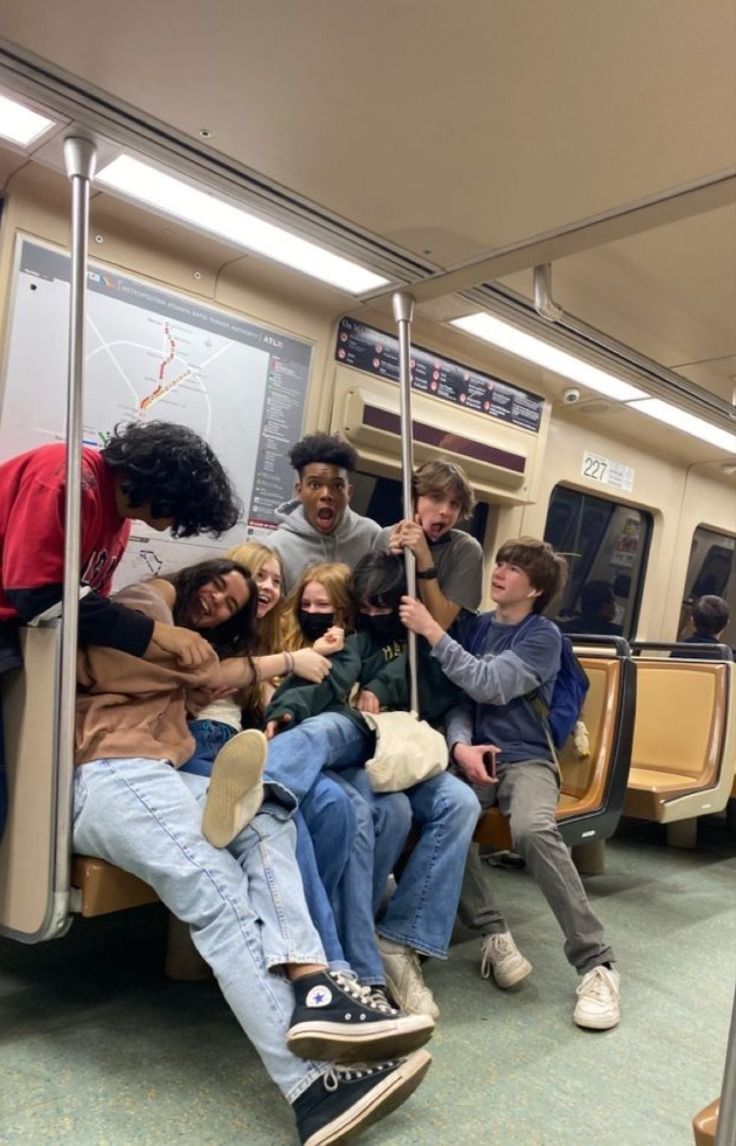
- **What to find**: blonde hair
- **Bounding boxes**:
[281,563,355,651]
[227,542,285,656]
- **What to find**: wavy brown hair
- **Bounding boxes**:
[495,537,568,614]
[227,542,286,655]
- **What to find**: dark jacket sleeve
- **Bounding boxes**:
[265,637,363,727]
[6,585,155,656]
[364,642,461,722]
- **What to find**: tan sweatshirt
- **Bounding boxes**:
[75,582,219,767]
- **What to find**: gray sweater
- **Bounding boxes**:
[269,500,382,592]
[434,612,561,765]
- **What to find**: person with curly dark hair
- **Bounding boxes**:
[0,421,241,838]
[101,421,241,538]
[270,432,381,593]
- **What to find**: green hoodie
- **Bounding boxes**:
[265,629,461,730]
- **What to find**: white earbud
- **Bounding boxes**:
[527,589,542,598]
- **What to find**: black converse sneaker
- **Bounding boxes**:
[293,1051,432,1146]
[287,970,434,1062]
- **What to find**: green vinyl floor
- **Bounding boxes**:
[1,814,734,1146]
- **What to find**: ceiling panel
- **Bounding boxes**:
[1,0,734,415]
[1,0,734,259]
[500,203,736,400]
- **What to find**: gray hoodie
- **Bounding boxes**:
[269,498,383,592]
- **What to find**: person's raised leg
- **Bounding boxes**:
[75,758,434,1137]
[183,773,437,1061]
[73,757,321,1101]
[263,713,373,808]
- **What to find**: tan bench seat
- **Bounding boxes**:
[71,856,158,917]
[624,660,735,824]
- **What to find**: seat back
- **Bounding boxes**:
[625,659,735,822]
[0,625,158,942]
[556,651,634,846]
[0,625,65,940]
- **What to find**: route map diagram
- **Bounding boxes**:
[0,239,312,587]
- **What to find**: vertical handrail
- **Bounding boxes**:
[715,976,736,1146]
[51,137,97,930]
[392,291,418,717]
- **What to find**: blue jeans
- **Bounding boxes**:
[337,768,412,915]
[72,757,325,1102]
[180,718,233,777]
[266,715,385,983]
[376,772,481,959]
[182,719,347,970]
[266,713,479,961]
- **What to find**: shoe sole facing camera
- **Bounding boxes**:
[573,1008,620,1031]
[492,956,533,990]
[201,729,266,848]
[303,1050,432,1146]
[287,1011,434,1063]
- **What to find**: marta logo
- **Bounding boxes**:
[305,986,333,1008]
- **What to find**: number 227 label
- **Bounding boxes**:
[580,451,634,492]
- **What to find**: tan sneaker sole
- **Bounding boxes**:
[287,1011,434,1063]
[201,729,266,847]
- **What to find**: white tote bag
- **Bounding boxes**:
[361,711,449,793]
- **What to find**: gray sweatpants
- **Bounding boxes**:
[458,759,614,975]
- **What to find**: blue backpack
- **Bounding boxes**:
[463,613,589,750]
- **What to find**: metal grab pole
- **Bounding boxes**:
[52,137,97,932]
[715,976,736,1146]
[392,291,419,717]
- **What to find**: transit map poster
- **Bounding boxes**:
[0,238,313,585]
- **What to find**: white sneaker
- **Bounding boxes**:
[202,730,266,848]
[377,938,440,1020]
[574,965,620,1030]
[480,931,533,989]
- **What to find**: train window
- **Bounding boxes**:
[678,526,736,647]
[543,485,652,639]
[350,469,489,543]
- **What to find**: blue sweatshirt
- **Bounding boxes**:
[432,611,561,766]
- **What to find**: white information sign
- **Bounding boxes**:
[580,450,634,493]
[0,238,313,587]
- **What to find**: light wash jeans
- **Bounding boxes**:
[266,713,481,960]
[183,719,348,971]
[72,757,325,1102]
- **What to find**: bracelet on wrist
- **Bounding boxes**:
[283,650,294,674]
[416,566,439,580]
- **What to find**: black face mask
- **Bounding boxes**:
[298,610,335,642]
[359,612,405,645]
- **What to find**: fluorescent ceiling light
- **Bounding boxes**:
[96,155,390,294]
[629,398,736,453]
[451,311,648,402]
[0,92,55,146]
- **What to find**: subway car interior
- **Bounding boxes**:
[0,3,734,1144]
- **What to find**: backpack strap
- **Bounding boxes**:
[509,615,561,775]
